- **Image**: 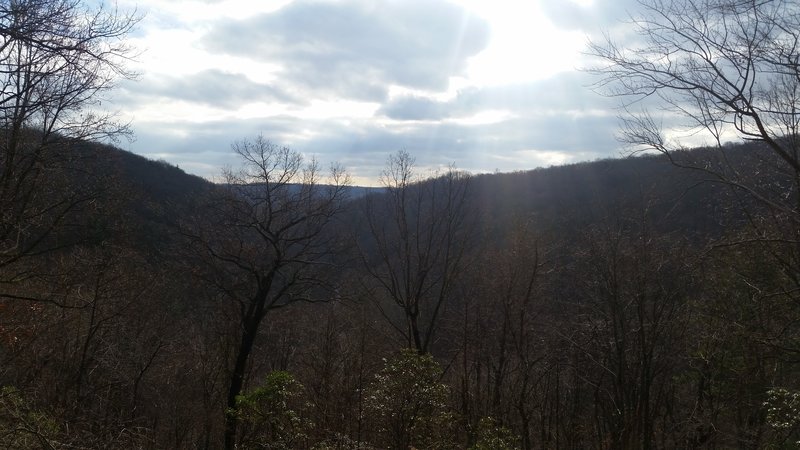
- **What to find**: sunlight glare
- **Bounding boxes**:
[452,0,587,86]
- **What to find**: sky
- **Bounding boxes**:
[109,0,641,185]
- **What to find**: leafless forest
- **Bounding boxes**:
[3,0,800,449]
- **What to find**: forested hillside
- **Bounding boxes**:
[2,136,799,449]
[3,0,800,449]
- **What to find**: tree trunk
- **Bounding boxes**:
[223,298,266,450]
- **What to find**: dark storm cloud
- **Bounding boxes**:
[201,0,490,100]
[379,71,616,121]
[114,70,297,109]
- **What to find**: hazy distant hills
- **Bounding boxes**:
[69,140,771,251]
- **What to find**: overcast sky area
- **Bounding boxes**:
[109,0,642,185]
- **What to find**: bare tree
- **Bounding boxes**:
[359,151,472,354]
[455,219,554,449]
[589,0,800,375]
[574,215,692,448]
[589,0,800,212]
[183,136,350,450]
[0,0,138,286]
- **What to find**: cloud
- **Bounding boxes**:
[304,114,621,177]
[117,70,298,108]
[110,0,639,184]
[201,0,490,100]
[379,71,616,121]
[122,105,620,181]
[539,0,642,32]
[378,96,450,121]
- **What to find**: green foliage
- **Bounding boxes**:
[766,388,800,430]
[365,348,456,450]
[311,433,375,449]
[764,388,800,447]
[235,371,311,449]
[470,417,520,450]
[0,386,59,449]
